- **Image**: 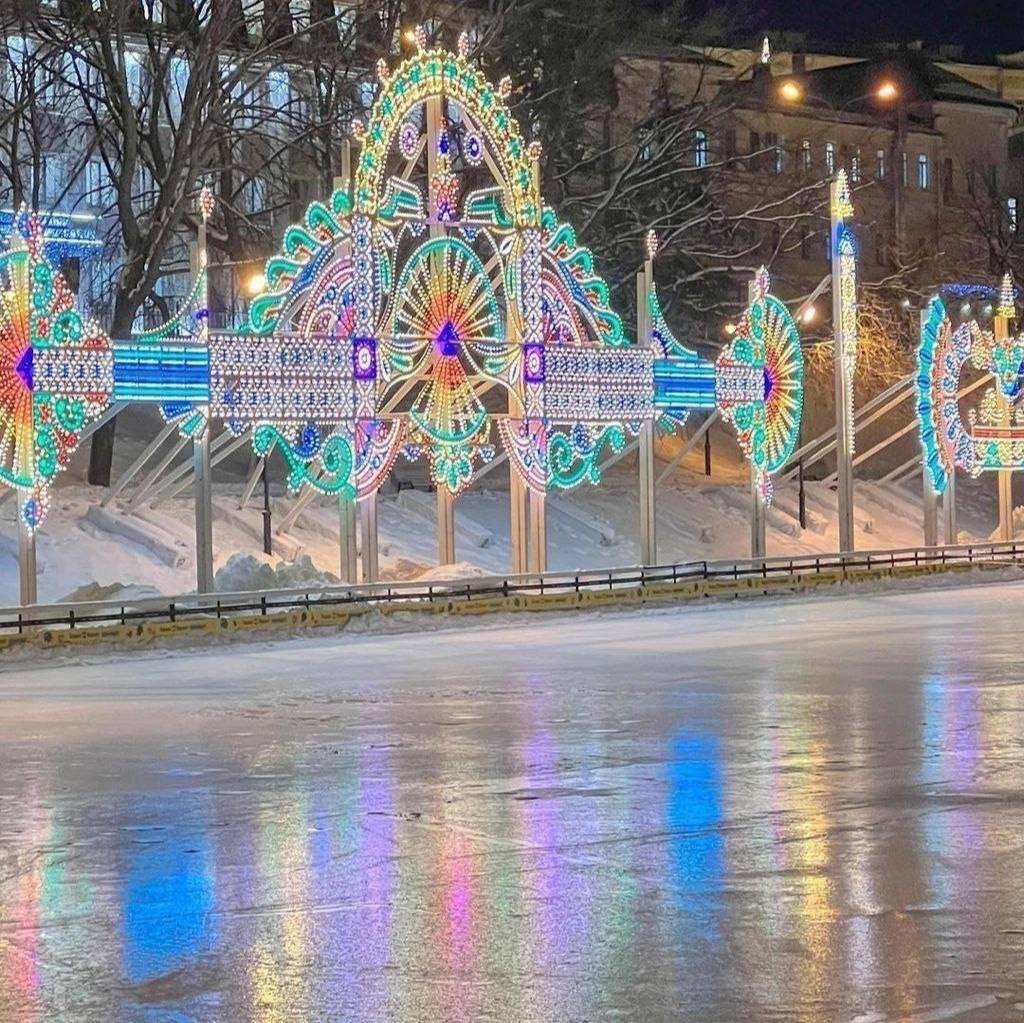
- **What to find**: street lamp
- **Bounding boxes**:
[246,271,266,296]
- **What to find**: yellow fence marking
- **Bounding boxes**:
[0,560,1006,657]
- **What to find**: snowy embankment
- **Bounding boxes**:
[0,470,985,606]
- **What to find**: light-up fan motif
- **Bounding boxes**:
[716,268,804,500]
[0,212,112,529]
[393,237,503,491]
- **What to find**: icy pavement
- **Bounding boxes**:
[2,583,1024,1022]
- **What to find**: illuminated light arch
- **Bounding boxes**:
[353,49,539,229]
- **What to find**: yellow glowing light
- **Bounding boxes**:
[723,322,737,336]
[876,81,898,101]
[246,272,266,296]
[778,80,803,102]
[801,305,818,324]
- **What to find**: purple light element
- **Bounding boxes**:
[523,343,545,383]
[763,366,773,401]
[15,346,33,391]
[352,337,377,380]
[435,321,460,357]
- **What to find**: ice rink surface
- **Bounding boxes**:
[2,581,1024,1021]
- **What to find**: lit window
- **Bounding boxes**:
[902,152,908,186]
[358,79,375,108]
[851,147,861,183]
[693,129,708,168]
[775,136,785,174]
[825,141,835,175]
[1009,197,1019,233]
[917,154,929,189]
[800,138,811,171]
[876,148,886,180]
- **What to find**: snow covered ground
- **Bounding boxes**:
[0,407,1010,605]
[2,580,1023,1021]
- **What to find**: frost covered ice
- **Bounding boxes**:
[2,580,1024,1020]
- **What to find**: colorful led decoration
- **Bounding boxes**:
[997,273,1016,321]
[0,210,112,530]
[715,268,804,501]
[917,292,1024,492]
[0,37,808,531]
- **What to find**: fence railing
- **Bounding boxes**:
[2,540,1022,636]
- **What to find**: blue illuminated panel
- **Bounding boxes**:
[112,344,210,403]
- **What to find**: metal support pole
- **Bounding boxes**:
[942,471,957,546]
[192,188,214,594]
[193,428,214,592]
[338,492,357,582]
[637,257,656,565]
[747,276,767,560]
[923,470,939,548]
[261,462,272,556]
[831,173,857,553]
[750,469,767,559]
[798,458,806,529]
[510,469,529,575]
[17,499,37,606]
[528,489,546,574]
[359,492,379,584]
[995,310,1015,541]
[704,429,712,476]
[437,488,456,565]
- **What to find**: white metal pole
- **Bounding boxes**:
[748,276,767,559]
[637,240,656,566]
[17,498,37,605]
[359,493,379,583]
[830,171,857,553]
[193,187,215,594]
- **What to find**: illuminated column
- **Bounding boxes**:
[525,150,547,575]
[193,187,215,593]
[17,498,36,605]
[637,232,657,565]
[425,89,457,565]
[830,170,857,553]
[748,276,767,560]
[359,494,379,583]
[995,283,1015,542]
[335,139,359,581]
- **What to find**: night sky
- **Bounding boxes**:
[681,0,1024,61]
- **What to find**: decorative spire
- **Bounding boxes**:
[997,272,1015,320]
[645,229,658,261]
[197,186,215,222]
[831,168,853,219]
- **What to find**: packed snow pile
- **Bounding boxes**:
[214,553,339,593]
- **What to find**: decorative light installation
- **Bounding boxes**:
[0,210,112,530]
[715,267,804,501]
[917,291,1024,493]
[0,37,808,530]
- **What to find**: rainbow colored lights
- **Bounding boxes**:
[0,37,808,528]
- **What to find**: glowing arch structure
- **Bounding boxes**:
[0,36,807,539]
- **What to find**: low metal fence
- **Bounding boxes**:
[2,540,1021,636]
